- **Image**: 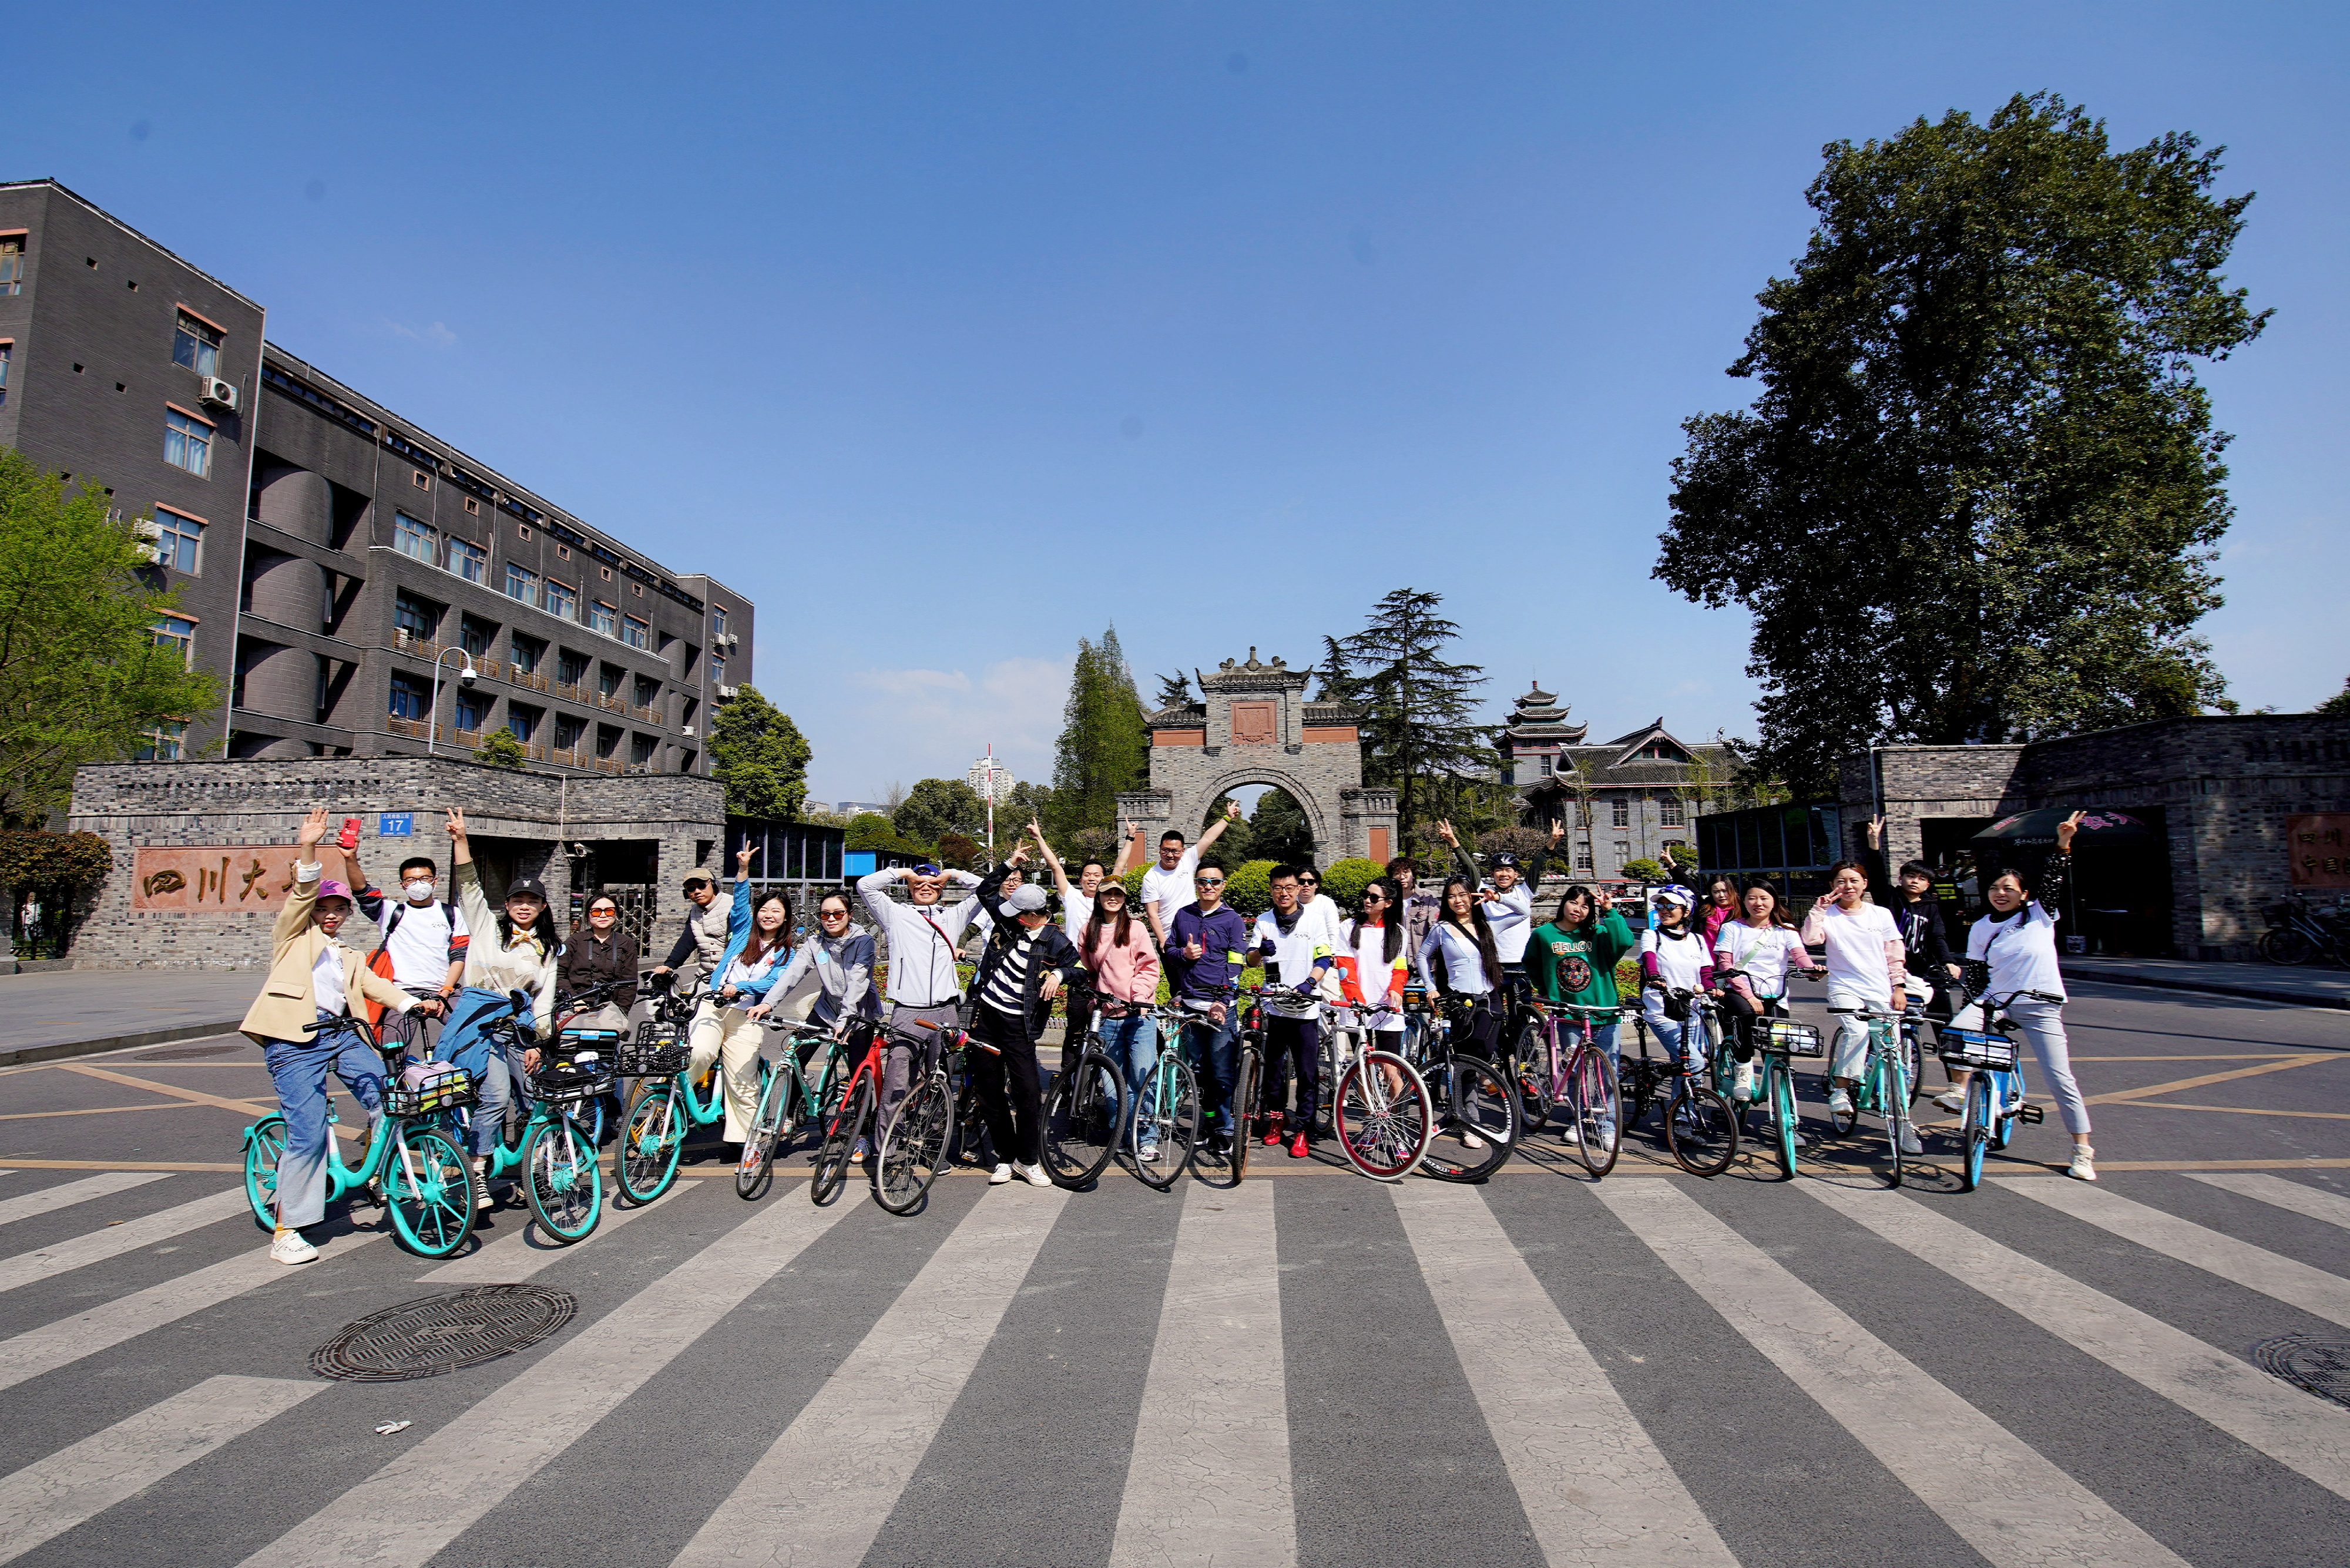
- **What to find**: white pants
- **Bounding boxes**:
[687,1001,766,1141]
[1828,980,1890,1080]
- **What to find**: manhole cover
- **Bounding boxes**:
[311,1286,576,1382]
[137,1043,242,1060]
[2252,1334,2350,1409]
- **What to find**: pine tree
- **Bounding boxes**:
[1049,626,1149,840]
[1153,671,1193,710]
[1326,589,1491,837]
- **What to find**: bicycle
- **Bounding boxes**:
[810,1017,925,1208]
[1119,1002,1203,1191]
[2258,893,2350,967]
[1824,1000,1915,1187]
[1416,997,1519,1183]
[613,973,776,1206]
[1210,999,1270,1186]
[239,1013,482,1258]
[735,1019,854,1201]
[1622,1003,1740,1178]
[1324,1001,1434,1181]
[1942,991,2046,1193]
[1520,1000,1622,1177]
[1041,989,1126,1191]
[873,1018,960,1214]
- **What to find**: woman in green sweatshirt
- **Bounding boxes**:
[1528,883,1638,1077]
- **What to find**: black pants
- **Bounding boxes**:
[1443,998,1501,1059]
[1261,1013,1322,1134]
[968,1005,1042,1166]
[1720,989,1772,1063]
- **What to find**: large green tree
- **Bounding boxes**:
[895,777,986,844]
[1247,787,1317,867]
[707,684,811,820]
[1048,625,1149,840]
[1320,589,1492,836]
[1656,94,2267,795]
[0,451,219,827]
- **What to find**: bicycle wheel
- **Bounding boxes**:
[735,1067,793,1201]
[1571,1048,1622,1178]
[1334,1050,1432,1181]
[811,1080,868,1207]
[1043,1049,1122,1190]
[383,1123,478,1258]
[1902,1029,1926,1108]
[241,1116,288,1231]
[1665,1083,1738,1177]
[875,1072,954,1214]
[1960,1073,1992,1192]
[1224,1046,1261,1184]
[524,1116,602,1243]
[1768,1059,1800,1180]
[1422,1055,1516,1183]
[617,1079,686,1206]
[1132,1055,1201,1191]
[2259,927,2318,966]
[1622,1056,1656,1130]
[1880,1049,1910,1188]
[1508,1019,1550,1131]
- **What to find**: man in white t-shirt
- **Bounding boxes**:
[351,852,468,1050]
[1800,858,1911,1143]
[1140,802,1240,947]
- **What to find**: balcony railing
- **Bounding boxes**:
[392,630,441,659]
[387,716,441,741]
[508,668,551,694]
[592,757,624,775]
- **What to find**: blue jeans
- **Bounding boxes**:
[1582,1019,1621,1083]
[441,986,531,1155]
[262,1028,386,1229]
[1180,1005,1240,1143]
[1641,992,1693,1073]
[1097,1012,1160,1147]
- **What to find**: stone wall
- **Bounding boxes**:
[65,758,724,969]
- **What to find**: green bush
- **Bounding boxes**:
[0,830,112,889]
[1320,857,1384,911]
[1221,859,1277,916]
[1622,857,1667,884]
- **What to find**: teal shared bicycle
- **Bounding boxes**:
[453,991,615,1243]
[611,974,776,1205]
[1825,1000,1915,1187]
[239,1013,481,1259]
[736,1020,855,1200]
[1943,990,2047,1192]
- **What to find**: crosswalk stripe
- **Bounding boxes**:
[2185,1171,2350,1233]
[1108,1181,1296,1568]
[1807,1183,2350,1500]
[415,1179,690,1283]
[236,1193,856,1568]
[0,1170,172,1230]
[1597,1181,2190,1568]
[0,1374,323,1564]
[673,1187,1072,1568]
[1391,1182,1736,1568]
[1998,1178,2350,1328]
[0,1227,388,1394]
[0,1187,249,1295]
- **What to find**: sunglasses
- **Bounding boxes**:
[820,907,851,919]
[1195,876,1226,887]
[1362,891,1389,902]
[1300,876,1320,885]
[588,906,617,917]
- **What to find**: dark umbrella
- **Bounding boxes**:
[1972,807,2154,847]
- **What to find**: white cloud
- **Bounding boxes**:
[382,318,458,348]
[825,655,1069,797]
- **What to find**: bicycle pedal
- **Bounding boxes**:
[2017,1104,2045,1125]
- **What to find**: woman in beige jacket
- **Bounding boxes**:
[241,808,438,1265]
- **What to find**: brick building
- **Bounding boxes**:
[0,179,751,776]
[1500,684,1730,879]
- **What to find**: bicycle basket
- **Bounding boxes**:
[1756,1019,1825,1058]
[530,1059,615,1104]
[1938,1029,2018,1071]
[616,1038,691,1076]
[383,1062,477,1117]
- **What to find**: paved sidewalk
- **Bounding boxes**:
[0,970,257,1065]
[2063,955,2350,1010]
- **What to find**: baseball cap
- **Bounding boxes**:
[910,861,944,877]
[1005,882,1049,915]
[506,877,550,903]
[1653,884,1694,909]
[316,879,354,903]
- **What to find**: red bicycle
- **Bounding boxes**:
[811,1017,958,1215]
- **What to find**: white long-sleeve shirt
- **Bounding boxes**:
[455,862,557,1032]
[1418,920,1498,996]
[855,870,985,1008]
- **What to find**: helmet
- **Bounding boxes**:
[1653,883,1696,909]
[1488,851,1519,868]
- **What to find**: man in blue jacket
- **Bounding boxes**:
[1165,859,1251,1160]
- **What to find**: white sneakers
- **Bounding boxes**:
[1828,1087,1855,1118]
[1016,1162,1053,1188]
[268,1228,318,1266]
[2069,1146,2098,1181]
[1733,1061,1757,1102]
[472,1156,494,1211]
[1932,1089,1966,1115]
[1898,1124,1923,1156]
[988,1163,1014,1185]
[1138,1144,1161,1164]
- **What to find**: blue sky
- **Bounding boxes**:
[13,4,2345,803]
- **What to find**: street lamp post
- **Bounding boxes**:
[427,646,479,758]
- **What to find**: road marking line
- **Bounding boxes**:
[236,1194,854,1568]
[1808,1183,2350,1500]
[1998,1179,2350,1328]
[0,1375,323,1565]
[2074,1055,2308,1062]
[1392,1182,1735,1567]
[675,1188,1072,1568]
[2089,1056,2339,1106]
[2186,1172,2350,1232]
[2117,1103,2350,1120]
[0,1171,170,1228]
[1108,1181,1297,1568]
[0,1228,387,1394]
[0,1187,249,1295]
[0,1160,243,1173]
[0,1102,211,1122]
[415,1180,689,1282]
[1598,1181,2190,1568]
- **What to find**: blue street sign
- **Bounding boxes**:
[379,812,415,837]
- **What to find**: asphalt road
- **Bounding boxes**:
[1,978,2347,1568]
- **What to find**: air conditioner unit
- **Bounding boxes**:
[716,684,738,700]
[681,724,696,737]
[133,541,161,563]
[130,518,163,541]
[726,632,740,648]
[199,377,239,409]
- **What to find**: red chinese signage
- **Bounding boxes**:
[2287,815,2350,889]
[130,846,354,911]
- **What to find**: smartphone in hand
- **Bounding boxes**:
[338,817,362,851]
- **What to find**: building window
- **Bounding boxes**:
[586,600,617,637]
[151,614,196,667]
[394,512,437,562]
[544,580,575,620]
[1611,798,1630,828]
[516,523,532,540]
[388,672,431,719]
[155,506,203,573]
[712,605,728,638]
[555,542,570,560]
[0,237,21,296]
[1613,841,1631,867]
[454,690,487,731]
[558,649,589,686]
[554,713,586,751]
[621,614,649,650]
[599,565,612,582]
[171,311,222,377]
[507,704,541,743]
[464,496,480,515]
[634,674,660,709]
[163,409,212,476]
[630,734,657,767]
[133,720,186,761]
[595,724,622,760]
[447,538,487,584]
[509,633,543,673]
[597,663,622,698]
[710,654,726,687]
[0,341,10,407]
[394,590,438,642]
[1574,844,1593,871]
[1660,795,1686,828]
[458,615,494,658]
[412,469,431,491]
[503,563,538,606]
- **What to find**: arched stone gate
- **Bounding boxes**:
[1117,649,1398,867]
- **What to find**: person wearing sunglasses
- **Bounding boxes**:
[857,852,988,1130]
[1165,860,1251,1160]
[758,889,875,1036]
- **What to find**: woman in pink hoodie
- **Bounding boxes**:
[1079,881,1167,1161]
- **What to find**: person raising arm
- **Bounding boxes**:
[1800,858,1912,1150]
[1140,801,1241,948]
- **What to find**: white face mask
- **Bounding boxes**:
[404,879,437,902]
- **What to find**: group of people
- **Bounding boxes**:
[241,797,2099,1263]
